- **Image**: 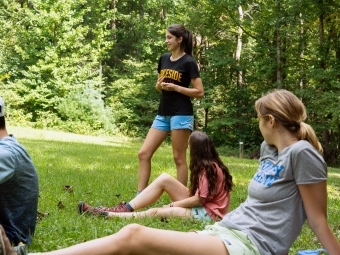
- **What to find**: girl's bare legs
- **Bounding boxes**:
[107,206,193,219]
[42,224,230,255]
[171,129,191,187]
[130,173,189,209]
[137,128,169,192]
[107,174,190,219]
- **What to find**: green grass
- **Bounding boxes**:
[7,126,340,254]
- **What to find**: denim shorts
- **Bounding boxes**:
[151,115,193,131]
[196,223,261,255]
[192,206,212,222]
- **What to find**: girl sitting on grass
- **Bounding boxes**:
[78,130,233,222]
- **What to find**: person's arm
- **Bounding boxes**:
[160,77,204,98]
[164,170,209,208]
[298,181,340,255]
[163,195,202,208]
[0,150,15,185]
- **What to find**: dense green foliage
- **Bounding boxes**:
[1,0,340,164]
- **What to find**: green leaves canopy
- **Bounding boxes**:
[0,0,339,163]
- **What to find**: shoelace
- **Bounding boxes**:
[109,202,128,212]
[91,201,128,213]
[86,207,108,216]
[95,205,122,212]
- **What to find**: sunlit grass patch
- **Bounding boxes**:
[9,126,340,254]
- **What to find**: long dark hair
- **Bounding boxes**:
[189,131,233,198]
[167,24,193,56]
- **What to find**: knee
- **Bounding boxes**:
[172,153,186,165]
[117,224,145,244]
[154,173,176,189]
[157,173,173,183]
[158,172,171,179]
[138,149,151,161]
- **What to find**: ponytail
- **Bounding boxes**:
[184,29,193,56]
[300,122,323,153]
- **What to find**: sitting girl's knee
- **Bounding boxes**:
[119,224,143,238]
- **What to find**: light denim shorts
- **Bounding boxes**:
[151,115,193,131]
[192,206,212,222]
[196,223,261,255]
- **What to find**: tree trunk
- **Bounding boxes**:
[275,1,282,88]
[161,5,167,19]
[318,0,331,160]
[136,0,145,61]
[110,0,116,41]
[204,108,208,131]
[236,6,243,88]
[299,13,306,88]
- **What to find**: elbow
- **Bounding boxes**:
[307,217,327,231]
[196,91,204,99]
[194,88,204,98]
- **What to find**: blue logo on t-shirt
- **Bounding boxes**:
[252,160,284,187]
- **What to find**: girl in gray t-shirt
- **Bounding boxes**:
[217,89,338,254]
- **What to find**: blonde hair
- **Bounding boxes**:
[255,89,323,153]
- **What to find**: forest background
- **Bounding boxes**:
[0,0,339,165]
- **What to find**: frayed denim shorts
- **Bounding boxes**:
[192,206,212,222]
[151,115,193,131]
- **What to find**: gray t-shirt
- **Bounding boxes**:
[0,135,39,245]
[219,140,327,255]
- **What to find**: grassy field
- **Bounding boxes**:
[8,126,340,254]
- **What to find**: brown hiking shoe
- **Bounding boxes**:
[0,225,17,255]
[107,201,131,213]
[78,201,108,216]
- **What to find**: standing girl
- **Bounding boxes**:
[79,131,233,222]
[137,24,204,193]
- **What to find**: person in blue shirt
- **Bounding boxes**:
[0,97,39,251]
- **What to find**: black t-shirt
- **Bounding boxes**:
[157,52,200,116]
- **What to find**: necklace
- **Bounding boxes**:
[171,53,185,61]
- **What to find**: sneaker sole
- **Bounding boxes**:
[14,243,28,255]
[78,201,85,214]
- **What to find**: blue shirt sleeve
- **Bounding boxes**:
[0,149,15,184]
